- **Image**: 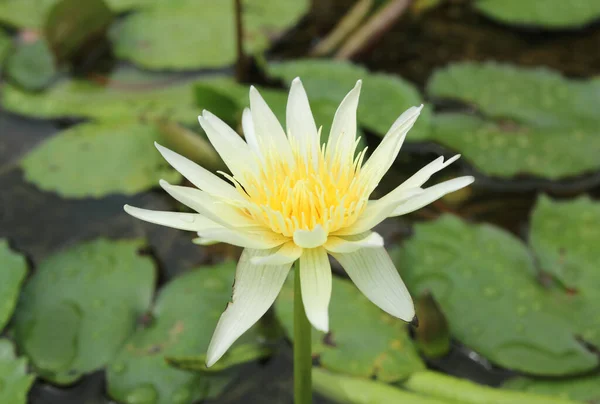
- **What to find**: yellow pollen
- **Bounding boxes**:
[239,138,369,237]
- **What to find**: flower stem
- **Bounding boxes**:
[294,260,312,404]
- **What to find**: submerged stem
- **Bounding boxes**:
[294,260,312,404]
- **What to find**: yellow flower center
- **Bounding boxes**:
[238,139,370,237]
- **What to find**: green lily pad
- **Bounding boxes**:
[474,0,600,29]
[504,373,600,402]
[1,76,202,123]
[166,343,272,373]
[0,240,27,332]
[397,213,599,375]
[275,275,424,382]
[5,39,56,91]
[0,339,35,404]
[110,0,308,70]
[428,113,600,180]
[12,238,155,384]
[427,62,600,130]
[269,59,431,139]
[530,196,600,348]
[107,261,267,404]
[20,120,181,198]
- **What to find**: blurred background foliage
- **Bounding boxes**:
[1,0,600,403]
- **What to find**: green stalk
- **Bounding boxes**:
[294,261,312,404]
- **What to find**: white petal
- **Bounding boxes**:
[159,180,255,228]
[326,80,361,163]
[333,188,424,236]
[287,78,319,164]
[249,86,294,161]
[390,176,474,217]
[331,247,414,321]
[293,224,328,248]
[206,248,292,367]
[242,108,262,158]
[197,227,288,249]
[250,241,302,265]
[124,205,221,232]
[154,143,243,201]
[198,111,257,178]
[300,248,331,332]
[324,232,384,253]
[385,155,461,201]
[360,105,423,195]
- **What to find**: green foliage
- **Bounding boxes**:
[0,28,10,67]
[1,76,202,123]
[0,240,27,332]
[427,62,599,130]
[398,210,598,375]
[275,275,424,382]
[0,339,35,404]
[474,0,600,29]
[269,59,431,139]
[110,0,308,70]
[20,121,181,198]
[167,343,272,373]
[5,39,56,91]
[107,261,266,404]
[429,113,600,179]
[313,368,454,404]
[12,239,155,384]
[504,373,600,402]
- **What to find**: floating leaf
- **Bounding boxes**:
[107,261,267,404]
[0,339,35,404]
[110,0,308,70]
[1,76,202,123]
[313,368,453,404]
[427,62,600,130]
[428,113,600,179]
[504,373,600,403]
[275,275,424,382]
[44,0,113,63]
[474,0,600,29]
[397,213,598,375]
[0,240,27,332]
[5,39,56,91]
[12,239,155,385]
[20,120,181,198]
[269,59,431,139]
[166,343,272,373]
[529,196,600,348]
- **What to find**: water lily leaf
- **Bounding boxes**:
[166,343,272,373]
[0,240,27,332]
[44,0,113,63]
[474,0,600,29]
[0,339,35,404]
[107,261,267,404]
[529,196,600,348]
[428,113,600,180]
[12,239,155,385]
[5,39,56,91]
[1,76,202,123]
[110,0,308,70]
[397,213,598,375]
[504,373,600,403]
[427,62,600,130]
[20,120,181,198]
[269,59,431,139]
[275,275,424,382]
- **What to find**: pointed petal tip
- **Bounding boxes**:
[292,76,301,84]
[410,315,419,328]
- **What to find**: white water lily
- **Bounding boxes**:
[124,78,474,367]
